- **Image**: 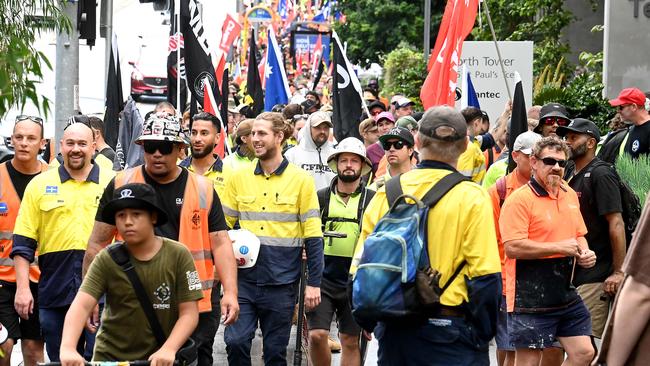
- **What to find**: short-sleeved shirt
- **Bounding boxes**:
[95,167,228,240]
[569,159,622,285]
[351,161,501,307]
[81,238,203,361]
[624,120,650,159]
[457,138,486,184]
[500,178,587,312]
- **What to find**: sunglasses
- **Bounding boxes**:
[143,140,175,155]
[538,156,568,168]
[541,117,570,127]
[15,115,43,125]
[382,140,408,151]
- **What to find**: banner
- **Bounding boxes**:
[332,31,364,141]
[219,14,242,53]
[264,30,291,111]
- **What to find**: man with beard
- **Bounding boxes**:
[500,137,597,366]
[309,138,375,366]
[12,121,114,361]
[179,112,226,198]
[557,119,625,343]
[285,111,336,190]
[221,112,323,365]
[84,114,239,366]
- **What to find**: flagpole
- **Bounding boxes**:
[482,0,512,101]
[175,0,181,115]
[205,76,232,154]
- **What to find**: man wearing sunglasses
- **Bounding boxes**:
[85,114,239,366]
[0,115,48,366]
[369,127,414,190]
[12,122,114,362]
[608,87,650,159]
[533,103,571,138]
[500,137,597,366]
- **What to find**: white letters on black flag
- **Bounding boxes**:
[332,31,366,141]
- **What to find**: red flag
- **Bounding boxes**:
[311,35,323,76]
[215,53,226,88]
[420,0,479,109]
[219,14,241,53]
[203,79,227,158]
[258,52,267,89]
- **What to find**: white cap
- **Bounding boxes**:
[513,131,542,154]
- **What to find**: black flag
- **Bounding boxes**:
[104,32,123,149]
[332,31,363,141]
[168,0,219,114]
[246,29,264,117]
[166,0,187,112]
[507,72,528,173]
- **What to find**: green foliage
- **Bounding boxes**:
[334,0,445,66]
[0,0,71,119]
[615,154,650,204]
[472,0,574,76]
[381,44,427,109]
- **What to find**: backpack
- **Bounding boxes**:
[583,159,642,246]
[351,172,468,330]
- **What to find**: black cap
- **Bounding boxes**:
[556,118,601,141]
[367,100,386,112]
[379,126,415,147]
[101,183,169,226]
[535,103,570,134]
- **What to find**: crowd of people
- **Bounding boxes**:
[1,82,650,366]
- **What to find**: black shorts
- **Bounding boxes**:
[306,279,361,336]
[0,281,42,341]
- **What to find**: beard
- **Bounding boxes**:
[545,173,562,189]
[65,153,87,171]
[256,144,278,161]
[569,142,588,159]
[337,168,361,183]
[191,143,215,159]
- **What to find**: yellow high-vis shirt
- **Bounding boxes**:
[457,138,486,184]
[351,166,501,307]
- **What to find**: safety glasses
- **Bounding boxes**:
[382,140,408,151]
[541,117,570,127]
[538,156,568,168]
[15,115,43,125]
[143,140,175,155]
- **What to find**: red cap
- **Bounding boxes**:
[609,88,646,107]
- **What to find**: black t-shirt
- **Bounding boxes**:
[6,161,40,200]
[96,167,227,240]
[624,120,650,159]
[569,159,623,285]
[99,147,116,162]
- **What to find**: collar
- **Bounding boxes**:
[254,157,289,176]
[58,161,100,183]
[528,177,567,197]
[416,160,457,172]
[179,155,223,173]
[329,176,364,197]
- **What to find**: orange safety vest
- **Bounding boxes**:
[0,162,47,283]
[115,166,215,312]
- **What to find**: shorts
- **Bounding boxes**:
[577,282,610,338]
[306,279,361,335]
[508,299,592,349]
[496,295,513,351]
[0,281,42,341]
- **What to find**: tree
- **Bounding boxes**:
[382,43,426,109]
[334,0,446,66]
[0,0,71,119]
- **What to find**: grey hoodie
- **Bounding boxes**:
[284,124,336,190]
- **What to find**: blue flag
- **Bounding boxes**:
[313,0,330,22]
[264,30,291,111]
[278,0,287,20]
[461,64,481,109]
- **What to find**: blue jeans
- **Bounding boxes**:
[376,316,490,366]
[40,306,95,361]
[224,281,297,366]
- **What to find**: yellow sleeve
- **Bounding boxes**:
[462,189,502,277]
[220,170,239,229]
[350,189,387,275]
[13,178,42,241]
[299,174,323,238]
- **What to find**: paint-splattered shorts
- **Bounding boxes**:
[508,299,592,349]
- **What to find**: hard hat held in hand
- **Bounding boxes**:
[229,229,261,269]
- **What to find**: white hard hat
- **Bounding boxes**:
[229,229,261,269]
[327,137,372,176]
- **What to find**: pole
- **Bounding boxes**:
[482,0,512,101]
[292,251,307,366]
[103,0,113,97]
[423,0,431,60]
[55,0,80,155]
[175,0,181,114]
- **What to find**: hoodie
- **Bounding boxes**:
[284,124,336,190]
